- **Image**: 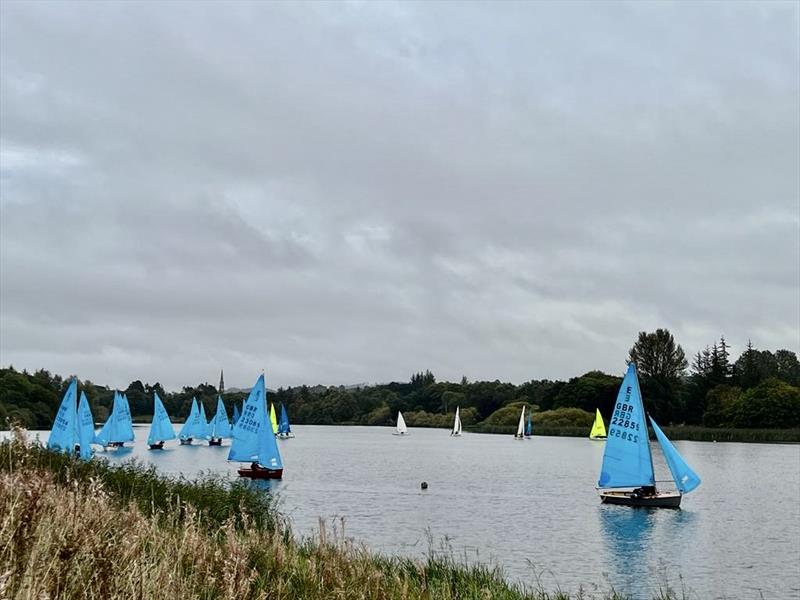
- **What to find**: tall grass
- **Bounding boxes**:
[0,432,685,599]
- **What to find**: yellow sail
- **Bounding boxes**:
[590,409,607,440]
[270,403,279,434]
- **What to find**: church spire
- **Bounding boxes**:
[219,370,224,395]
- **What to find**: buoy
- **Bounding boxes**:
[420,481,428,490]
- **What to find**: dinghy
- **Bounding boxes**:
[269,403,279,435]
[514,406,525,440]
[147,392,176,449]
[525,410,533,439]
[229,374,283,479]
[393,411,408,435]
[590,409,607,440]
[48,379,78,455]
[208,396,232,445]
[76,391,95,459]
[277,403,294,438]
[450,406,462,436]
[178,398,202,445]
[94,391,135,448]
[597,363,701,508]
[198,401,211,441]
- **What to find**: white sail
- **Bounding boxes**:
[452,406,462,435]
[396,411,407,434]
[515,406,525,438]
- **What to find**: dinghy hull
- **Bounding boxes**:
[108,442,125,448]
[209,438,222,446]
[599,490,681,508]
[148,442,164,450]
[179,438,192,445]
[238,467,283,480]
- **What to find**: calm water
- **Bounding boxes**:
[19,426,800,599]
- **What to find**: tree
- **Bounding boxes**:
[775,349,800,386]
[628,329,688,381]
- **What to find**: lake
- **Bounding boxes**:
[17,425,800,599]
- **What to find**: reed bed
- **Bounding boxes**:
[1,432,681,600]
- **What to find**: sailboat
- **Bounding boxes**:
[178,398,201,445]
[514,406,525,440]
[48,378,78,455]
[269,403,279,435]
[590,409,607,440]
[597,363,701,508]
[94,391,135,448]
[208,396,232,445]
[198,401,211,441]
[229,374,283,479]
[525,410,533,439]
[393,411,408,435]
[232,403,241,426]
[76,391,95,460]
[451,406,462,436]
[277,403,294,438]
[147,392,176,449]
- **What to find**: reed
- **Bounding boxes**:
[1,434,684,600]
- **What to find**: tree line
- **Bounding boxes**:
[1,329,798,431]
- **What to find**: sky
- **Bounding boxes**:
[1,1,798,391]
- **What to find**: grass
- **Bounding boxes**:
[0,430,687,599]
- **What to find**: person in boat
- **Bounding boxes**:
[631,485,656,498]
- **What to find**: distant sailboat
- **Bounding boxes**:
[76,391,95,460]
[269,403,279,435]
[208,396,232,446]
[393,411,408,435]
[147,392,176,450]
[525,410,533,439]
[451,406,462,436]
[597,363,701,508]
[229,374,283,479]
[590,409,607,440]
[178,398,201,445]
[94,391,135,448]
[198,401,211,441]
[277,403,294,438]
[514,406,525,440]
[48,379,78,455]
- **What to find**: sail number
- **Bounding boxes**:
[609,394,640,443]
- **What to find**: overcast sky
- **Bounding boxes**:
[1,1,798,391]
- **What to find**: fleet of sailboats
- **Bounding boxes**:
[597,363,701,508]
[44,362,702,511]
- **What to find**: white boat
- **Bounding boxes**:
[393,411,408,435]
[451,406,462,436]
[514,406,525,440]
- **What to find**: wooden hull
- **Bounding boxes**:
[148,442,164,450]
[599,490,681,508]
[208,438,223,446]
[238,467,283,480]
[179,438,193,445]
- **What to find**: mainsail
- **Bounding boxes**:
[198,401,211,439]
[48,379,78,454]
[76,391,95,459]
[590,409,607,439]
[232,404,241,425]
[115,393,135,442]
[396,411,407,434]
[278,404,291,435]
[451,406,462,435]
[209,396,232,439]
[525,410,533,437]
[650,417,701,494]
[515,406,526,438]
[178,398,200,440]
[597,364,655,489]
[147,392,176,445]
[269,403,279,434]
[228,374,283,469]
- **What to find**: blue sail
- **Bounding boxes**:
[650,417,701,494]
[148,392,176,444]
[210,396,232,438]
[597,363,655,489]
[94,391,118,446]
[228,374,283,469]
[198,401,211,439]
[112,392,135,442]
[232,404,241,425]
[525,411,532,436]
[48,379,78,454]
[278,403,291,434]
[178,399,199,439]
[76,391,95,459]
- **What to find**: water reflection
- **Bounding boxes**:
[598,506,656,596]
